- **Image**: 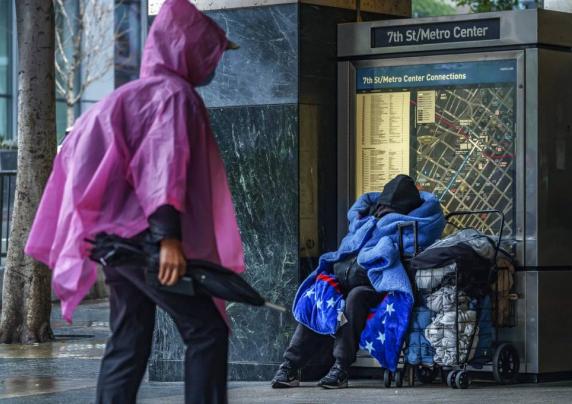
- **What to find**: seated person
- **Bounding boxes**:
[271,175,445,389]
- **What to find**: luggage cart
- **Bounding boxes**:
[381,220,420,388]
[384,210,519,389]
[352,220,422,380]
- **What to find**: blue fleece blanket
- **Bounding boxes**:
[293,192,445,371]
[470,296,494,368]
[405,304,435,366]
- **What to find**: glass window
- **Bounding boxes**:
[115,0,143,87]
[0,0,13,142]
[56,99,68,144]
[0,97,9,142]
[0,0,11,94]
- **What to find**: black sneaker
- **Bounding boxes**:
[318,364,349,389]
[271,362,300,388]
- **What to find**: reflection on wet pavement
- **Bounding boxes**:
[0,300,110,400]
[0,337,107,360]
[0,377,95,400]
[0,320,109,360]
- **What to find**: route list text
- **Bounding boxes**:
[355,92,411,196]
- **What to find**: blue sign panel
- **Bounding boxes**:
[356,59,516,91]
[371,18,500,48]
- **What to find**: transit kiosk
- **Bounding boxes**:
[337,9,572,379]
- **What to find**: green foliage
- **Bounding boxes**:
[413,0,457,17]
[455,0,518,12]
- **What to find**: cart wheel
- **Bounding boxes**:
[455,370,471,389]
[447,370,459,389]
[416,367,437,384]
[383,369,392,388]
[395,370,403,387]
[493,343,520,385]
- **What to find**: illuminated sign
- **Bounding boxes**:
[372,19,500,48]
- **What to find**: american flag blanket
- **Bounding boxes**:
[293,271,413,371]
[359,291,414,371]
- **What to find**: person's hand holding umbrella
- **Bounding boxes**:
[158,239,187,286]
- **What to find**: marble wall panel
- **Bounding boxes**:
[210,105,298,366]
[149,104,299,381]
[197,4,299,108]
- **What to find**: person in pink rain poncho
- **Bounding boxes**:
[25,0,243,403]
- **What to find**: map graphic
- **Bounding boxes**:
[413,84,516,236]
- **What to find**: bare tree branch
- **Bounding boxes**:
[54,29,69,66]
[54,0,129,127]
[54,63,67,95]
[55,0,76,39]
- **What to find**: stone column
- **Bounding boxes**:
[148,0,411,382]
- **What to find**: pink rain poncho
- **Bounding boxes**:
[25,0,244,323]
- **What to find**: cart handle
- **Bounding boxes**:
[397,221,419,258]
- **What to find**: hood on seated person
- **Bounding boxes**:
[376,175,423,215]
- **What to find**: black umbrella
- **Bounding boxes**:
[86,233,285,312]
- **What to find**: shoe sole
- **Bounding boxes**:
[320,382,348,389]
[271,380,300,389]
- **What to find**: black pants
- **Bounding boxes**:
[96,265,228,404]
[284,285,385,369]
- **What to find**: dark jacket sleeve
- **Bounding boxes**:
[148,205,182,243]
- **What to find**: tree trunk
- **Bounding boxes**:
[66,102,75,130]
[0,0,57,344]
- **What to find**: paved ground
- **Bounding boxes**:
[2,377,572,403]
[0,300,571,403]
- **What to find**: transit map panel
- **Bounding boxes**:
[355,60,516,235]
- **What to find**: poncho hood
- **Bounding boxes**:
[140,0,228,85]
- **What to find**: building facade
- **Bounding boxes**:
[0,0,15,147]
[1,1,544,147]
[0,0,147,145]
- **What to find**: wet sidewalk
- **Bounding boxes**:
[3,379,572,404]
[1,300,571,403]
[0,300,109,402]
